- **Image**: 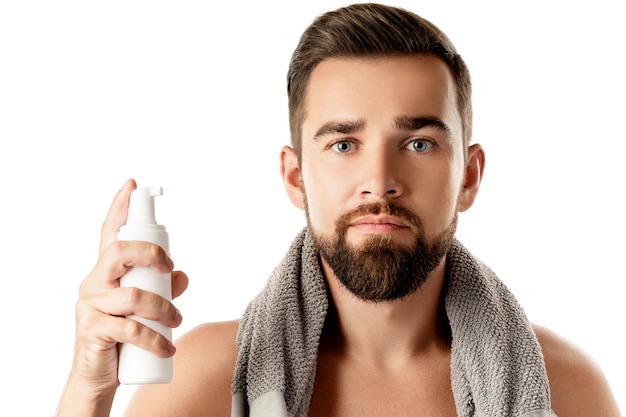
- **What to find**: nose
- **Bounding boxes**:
[359,146,403,200]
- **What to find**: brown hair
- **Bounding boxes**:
[287,3,472,160]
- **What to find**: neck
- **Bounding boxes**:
[320,255,451,367]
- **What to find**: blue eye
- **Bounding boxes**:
[331,141,353,153]
[407,139,433,152]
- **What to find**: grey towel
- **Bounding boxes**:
[232,229,555,417]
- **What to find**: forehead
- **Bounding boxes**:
[302,55,461,140]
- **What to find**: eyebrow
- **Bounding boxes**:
[393,115,452,135]
[313,119,365,141]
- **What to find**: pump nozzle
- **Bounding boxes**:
[126,186,163,225]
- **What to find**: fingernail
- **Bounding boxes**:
[166,256,174,269]
[167,342,176,355]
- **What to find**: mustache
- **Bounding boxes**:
[335,200,424,234]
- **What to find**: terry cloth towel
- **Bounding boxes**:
[231,229,556,417]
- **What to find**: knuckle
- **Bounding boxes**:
[147,295,168,321]
[123,286,144,305]
[75,301,99,334]
[149,243,164,261]
[78,280,88,296]
[148,329,163,346]
[104,240,124,259]
[74,297,86,315]
[75,311,90,334]
[123,319,143,339]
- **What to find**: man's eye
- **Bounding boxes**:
[331,141,353,153]
[406,139,433,152]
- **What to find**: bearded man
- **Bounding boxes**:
[57,4,620,417]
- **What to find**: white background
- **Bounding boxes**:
[1,1,623,415]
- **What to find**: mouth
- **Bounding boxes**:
[350,215,411,233]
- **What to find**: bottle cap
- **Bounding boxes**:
[118,186,169,252]
[127,186,162,225]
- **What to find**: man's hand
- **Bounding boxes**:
[56,179,189,417]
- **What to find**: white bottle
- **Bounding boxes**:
[117,186,173,384]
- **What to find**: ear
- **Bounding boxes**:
[280,145,306,210]
[458,143,485,212]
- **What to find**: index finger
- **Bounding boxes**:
[99,179,137,256]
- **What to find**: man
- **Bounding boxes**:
[56,3,620,416]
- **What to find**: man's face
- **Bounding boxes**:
[293,55,470,301]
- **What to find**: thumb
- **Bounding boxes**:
[99,179,137,256]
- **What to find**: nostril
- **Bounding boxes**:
[361,189,398,197]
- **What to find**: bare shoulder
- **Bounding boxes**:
[124,319,240,417]
[532,323,621,417]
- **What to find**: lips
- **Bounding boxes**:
[350,214,410,228]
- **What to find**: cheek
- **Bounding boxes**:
[301,162,356,234]
[418,168,464,237]
[433,190,460,226]
[301,169,336,233]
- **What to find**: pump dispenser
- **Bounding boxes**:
[117,186,173,384]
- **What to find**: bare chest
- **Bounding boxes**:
[308,351,456,417]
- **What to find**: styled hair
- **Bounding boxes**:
[287,3,472,160]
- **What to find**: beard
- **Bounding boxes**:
[308,200,458,302]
